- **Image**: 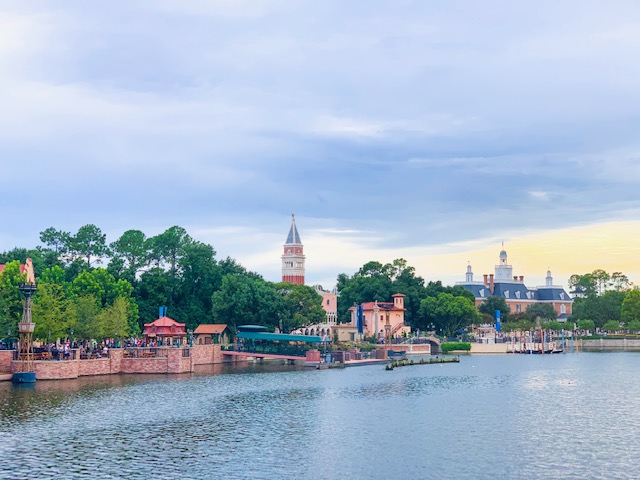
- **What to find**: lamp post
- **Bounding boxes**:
[14,282,37,383]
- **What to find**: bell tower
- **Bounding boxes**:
[281,214,305,285]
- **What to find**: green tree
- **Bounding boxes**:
[74,295,100,341]
[69,224,109,266]
[211,274,257,331]
[96,297,131,340]
[32,282,75,342]
[39,227,71,255]
[611,272,632,291]
[572,290,625,328]
[0,261,26,339]
[526,303,557,321]
[602,320,620,332]
[627,320,640,333]
[621,289,640,325]
[135,268,170,326]
[577,319,595,331]
[277,283,326,332]
[110,230,148,273]
[419,292,480,338]
[478,295,510,320]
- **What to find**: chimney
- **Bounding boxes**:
[489,274,494,294]
[513,276,518,281]
[483,274,488,286]
[519,275,524,282]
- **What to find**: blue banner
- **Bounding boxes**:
[495,309,501,332]
[356,305,364,335]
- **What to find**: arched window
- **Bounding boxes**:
[560,304,567,314]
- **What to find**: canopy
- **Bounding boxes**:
[237,331,326,343]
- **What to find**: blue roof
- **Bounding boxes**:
[492,283,536,300]
[536,287,571,302]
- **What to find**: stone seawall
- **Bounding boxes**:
[580,338,640,350]
[7,345,223,381]
[0,350,13,372]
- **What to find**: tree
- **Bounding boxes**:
[577,319,595,332]
[602,320,620,332]
[478,296,510,320]
[96,297,131,341]
[611,272,632,291]
[74,295,100,341]
[569,273,597,297]
[621,289,640,325]
[277,283,325,332]
[148,226,191,274]
[0,261,26,341]
[39,227,71,255]
[135,268,170,326]
[71,268,134,308]
[627,320,640,333]
[69,224,109,266]
[211,274,257,331]
[110,229,148,275]
[419,293,480,338]
[32,282,75,342]
[572,290,625,328]
[525,303,557,321]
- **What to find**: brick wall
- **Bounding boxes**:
[30,360,80,380]
[121,357,169,374]
[1,346,230,382]
[78,358,111,376]
[0,351,13,372]
[191,344,222,365]
[167,349,192,373]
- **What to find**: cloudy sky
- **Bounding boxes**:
[2,1,640,290]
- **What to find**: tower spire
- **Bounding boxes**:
[282,214,305,285]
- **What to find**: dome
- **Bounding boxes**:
[499,249,507,258]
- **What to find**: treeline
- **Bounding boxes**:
[0,225,326,342]
[3,226,634,343]
[569,270,640,331]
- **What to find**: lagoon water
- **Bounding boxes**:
[0,352,639,480]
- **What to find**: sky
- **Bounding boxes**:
[1,1,640,291]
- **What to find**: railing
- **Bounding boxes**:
[123,347,169,359]
[78,350,109,360]
[229,343,310,357]
[19,348,79,361]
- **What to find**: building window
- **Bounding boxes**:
[516,304,521,313]
[561,304,567,314]
[326,299,330,305]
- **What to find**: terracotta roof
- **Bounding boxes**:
[359,301,405,312]
[194,324,228,335]
[143,316,186,328]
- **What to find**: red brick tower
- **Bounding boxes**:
[281,214,305,285]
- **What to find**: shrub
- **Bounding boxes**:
[441,342,471,353]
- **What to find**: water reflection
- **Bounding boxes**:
[1,353,640,479]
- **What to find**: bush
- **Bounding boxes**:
[441,342,471,353]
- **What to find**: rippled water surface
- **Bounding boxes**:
[1,353,639,480]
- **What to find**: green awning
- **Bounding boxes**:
[237,331,327,343]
